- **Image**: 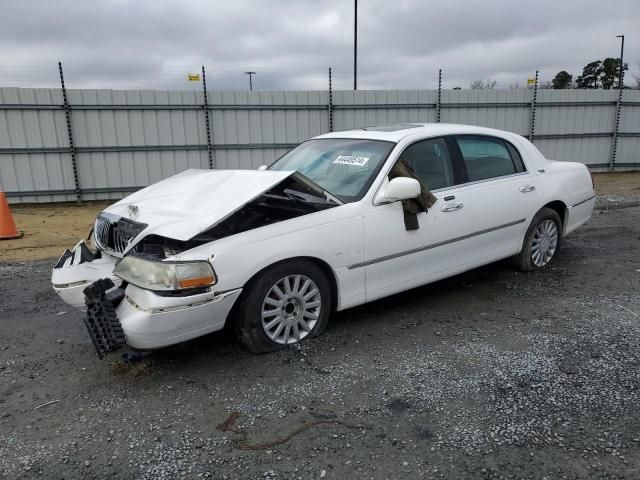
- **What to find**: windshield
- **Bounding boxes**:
[268,138,395,202]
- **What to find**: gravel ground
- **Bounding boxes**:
[1,206,639,479]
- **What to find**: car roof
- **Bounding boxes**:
[314,123,521,143]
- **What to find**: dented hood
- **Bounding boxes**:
[105,169,294,241]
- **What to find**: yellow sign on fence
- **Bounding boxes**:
[527,78,536,85]
[187,74,201,82]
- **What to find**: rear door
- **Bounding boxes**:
[450,135,543,262]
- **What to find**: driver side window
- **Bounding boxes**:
[395,138,455,191]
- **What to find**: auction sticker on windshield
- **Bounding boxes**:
[333,155,370,166]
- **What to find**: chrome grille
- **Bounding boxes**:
[94,213,147,257]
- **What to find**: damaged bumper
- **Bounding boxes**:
[52,240,120,308]
[113,284,240,350]
[83,278,126,358]
[52,241,242,356]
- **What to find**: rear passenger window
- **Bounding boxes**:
[456,136,525,182]
[395,138,455,190]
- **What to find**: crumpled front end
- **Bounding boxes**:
[52,236,241,358]
[50,168,339,357]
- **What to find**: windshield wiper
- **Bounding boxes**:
[282,191,309,202]
[322,190,342,205]
[290,172,344,205]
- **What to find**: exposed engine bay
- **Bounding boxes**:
[131,174,339,260]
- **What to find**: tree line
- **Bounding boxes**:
[551,58,628,89]
[470,58,639,90]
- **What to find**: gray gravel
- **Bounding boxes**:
[1,206,639,479]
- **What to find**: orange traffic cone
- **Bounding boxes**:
[0,192,23,240]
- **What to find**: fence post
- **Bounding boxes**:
[609,88,624,171]
[58,61,81,202]
[328,67,334,132]
[201,66,214,169]
[528,70,539,142]
[436,69,442,123]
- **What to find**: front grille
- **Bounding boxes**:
[94,213,147,257]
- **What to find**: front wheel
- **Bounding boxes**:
[233,260,332,353]
[515,207,562,271]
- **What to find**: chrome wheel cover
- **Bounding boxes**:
[531,219,558,267]
[261,274,321,345]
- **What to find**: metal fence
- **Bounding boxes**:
[1,80,639,203]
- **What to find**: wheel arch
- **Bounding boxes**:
[242,256,339,312]
[541,200,567,233]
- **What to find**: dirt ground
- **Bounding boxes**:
[1,201,640,477]
[0,201,110,262]
[592,171,640,196]
[1,172,639,263]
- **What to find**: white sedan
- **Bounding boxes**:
[51,123,595,356]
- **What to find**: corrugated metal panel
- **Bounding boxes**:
[534,137,613,166]
[619,105,640,134]
[616,137,640,167]
[65,88,207,198]
[440,89,531,136]
[76,150,209,201]
[211,91,327,145]
[535,90,618,135]
[0,87,75,202]
[613,90,640,168]
[2,87,639,204]
[619,89,640,134]
[0,152,76,201]
[333,90,437,131]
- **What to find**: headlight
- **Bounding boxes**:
[114,255,217,291]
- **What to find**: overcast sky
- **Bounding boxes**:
[0,0,638,91]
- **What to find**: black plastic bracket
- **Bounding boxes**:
[83,279,126,359]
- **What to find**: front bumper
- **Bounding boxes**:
[52,241,242,356]
[115,284,241,350]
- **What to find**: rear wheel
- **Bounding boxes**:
[516,207,562,271]
[234,260,332,353]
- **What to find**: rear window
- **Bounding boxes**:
[455,136,525,182]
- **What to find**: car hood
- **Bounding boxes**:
[104,169,295,242]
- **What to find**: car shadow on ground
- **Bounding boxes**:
[145,256,529,369]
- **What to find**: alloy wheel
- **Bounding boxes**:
[531,219,558,267]
[260,274,321,345]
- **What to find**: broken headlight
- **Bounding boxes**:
[114,255,217,291]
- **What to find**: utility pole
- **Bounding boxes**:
[353,0,358,90]
[616,35,625,89]
[244,71,256,91]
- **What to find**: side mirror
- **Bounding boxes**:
[380,177,421,203]
[258,165,268,171]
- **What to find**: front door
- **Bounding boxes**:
[360,137,475,302]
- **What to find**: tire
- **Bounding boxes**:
[233,260,332,354]
[515,207,562,272]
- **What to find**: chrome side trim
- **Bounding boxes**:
[570,195,596,208]
[348,218,527,270]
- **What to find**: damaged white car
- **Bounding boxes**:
[52,124,595,357]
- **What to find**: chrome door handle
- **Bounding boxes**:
[441,201,464,212]
[519,184,536,193]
